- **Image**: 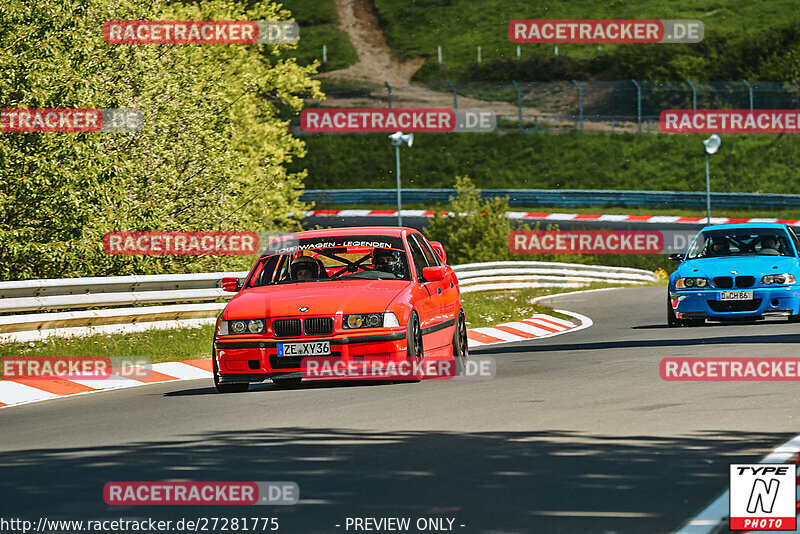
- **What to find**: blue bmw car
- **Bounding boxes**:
[668,223,800,326]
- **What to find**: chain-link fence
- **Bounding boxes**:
[308,80,800,133]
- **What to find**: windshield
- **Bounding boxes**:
[686,228,795,259]
[245,236,411,286]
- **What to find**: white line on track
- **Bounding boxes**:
[675,434,800,533]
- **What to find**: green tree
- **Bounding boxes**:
[0,0,322,280]
[425,176,527,264]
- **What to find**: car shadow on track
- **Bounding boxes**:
[164,379,401,397]
[474,331,800,355]
[0,427,793,533]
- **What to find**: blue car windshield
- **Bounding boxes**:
[686,229,795,259]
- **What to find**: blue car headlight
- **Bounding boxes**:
[676,277,708,289]
[761,273,796,285]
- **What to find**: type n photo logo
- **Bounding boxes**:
[730,464,796,530]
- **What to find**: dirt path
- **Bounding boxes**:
[316,0,631,133]
[317,0,422,84]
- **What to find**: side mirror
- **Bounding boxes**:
[429,241,447,264]
[221,277,240,292]
[422,266,446,282]
[668,253,685,263]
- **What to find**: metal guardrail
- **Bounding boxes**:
[452,261,655,293]
[0,262,654,340]
[302,189,800,209]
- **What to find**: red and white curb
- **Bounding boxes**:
[466,311,591,348]
[0,359,212,410]
[0,312,589,409]
[303,210,800,226]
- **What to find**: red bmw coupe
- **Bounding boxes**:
[212,227,467,392]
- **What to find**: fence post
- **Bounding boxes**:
[686,79,697,110]
[384,81,392,109]
[437,45,442,65]
[572,80,583,132]
[322,44,327,63]
[631,79,642,134]
[448,80,458,111]
[744,80,754,112]
[744,80,754,136]
[512,80,523,130]
[516,45,520,58]
[477,46,481,63]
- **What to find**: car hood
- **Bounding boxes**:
[677,255,799,280]
[224,280,410,319]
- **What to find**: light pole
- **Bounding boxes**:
[702,134,721,224]
[389,131,413,227]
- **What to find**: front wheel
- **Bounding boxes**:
[452,310,468,376]
[403,311,423,382]
[667,295,702,327]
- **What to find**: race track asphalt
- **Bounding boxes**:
[2,286,800,533]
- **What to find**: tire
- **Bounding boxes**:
[667,295,681,327]
[213,352,249,393]
[403,311,423,382]
[667,295,703,327]
[272,377,302,388]
[452,310,468,376]
[789,313,800,323]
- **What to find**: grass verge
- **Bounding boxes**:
[0,283,656,360]
[0,324,214,363]
[294,131,800,194]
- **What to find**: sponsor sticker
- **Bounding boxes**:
[730,464,796,531]
[103,231,259,256]
[509,19,703,43]
[660,110,800,134]
[104,20,298,44]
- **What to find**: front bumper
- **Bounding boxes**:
[214,330,407,382]
[670,286,800,320]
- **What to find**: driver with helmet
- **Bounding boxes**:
[291,256,320,281]
[372,248,403,277]
[708,237,730,256]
